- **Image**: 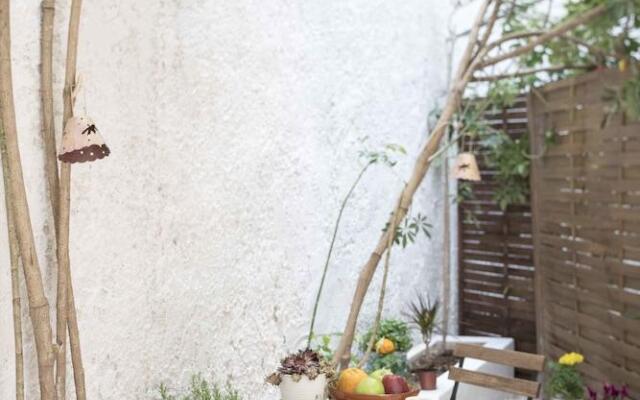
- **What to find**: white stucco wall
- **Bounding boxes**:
[0,1,454,399]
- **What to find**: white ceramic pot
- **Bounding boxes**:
[279,373,327,400]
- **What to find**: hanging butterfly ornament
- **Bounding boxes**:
[58,75,110,163]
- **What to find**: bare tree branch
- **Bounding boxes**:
[471,64,593,81]
[479,4,607,68]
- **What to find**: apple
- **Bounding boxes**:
[355,377,385,395]
[370,368,393,381]
[382,374,410,394]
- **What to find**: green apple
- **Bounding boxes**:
[355,377,385,395]
[369,368,393,381]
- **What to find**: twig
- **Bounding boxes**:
[471,64,593,81]
[1,126,24,400]
[0,1,56,398]
[307,162,372,349]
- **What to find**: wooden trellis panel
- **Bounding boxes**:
[529,68,640,393]
[458,97,537,355]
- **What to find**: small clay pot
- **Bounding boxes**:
[416,370,437,391]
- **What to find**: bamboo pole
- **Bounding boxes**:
[41,0,58,224]
[0,1,56,399]
[1,126,25,400]
[59,1,87,398]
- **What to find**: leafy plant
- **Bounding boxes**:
[383,213,432,248]
[306,138,407,347]
[359,319,412,354]
[482,132,531,210]
[309,333,341,361]
[404,295,439,353]
[369,352,410,378]
[157,375,242,400]
[545,353,586,400]
[265,349,334,386]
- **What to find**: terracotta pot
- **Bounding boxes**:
[416,370,437,391]
[280,373,327,400]
[329,387,420,400]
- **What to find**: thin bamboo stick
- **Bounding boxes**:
[0,1,56,399]
[59,1,87,398]
[1,126,25,400]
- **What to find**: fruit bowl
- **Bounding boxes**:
[329,387,420,400]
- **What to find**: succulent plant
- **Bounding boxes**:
[265,349,334,386]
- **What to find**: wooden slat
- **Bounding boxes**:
[448,367,541,398]
[453,344,545,371]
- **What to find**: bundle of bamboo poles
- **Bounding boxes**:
[0,0,86,399]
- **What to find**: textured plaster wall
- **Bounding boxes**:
[0,1,454,399]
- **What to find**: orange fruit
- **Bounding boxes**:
[337,368,368,393]
[375,337,396,355]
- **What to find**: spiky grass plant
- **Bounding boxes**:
[404,295,439,354]
[266,349,334,385]
[158,374,242,400]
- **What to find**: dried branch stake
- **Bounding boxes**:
[332,0,609,367]
[1,126,25,400]
[0,1,56,399]
[41,0,58,223]
[58,0,87,398]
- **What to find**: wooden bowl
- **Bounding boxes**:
[329,387,420,400]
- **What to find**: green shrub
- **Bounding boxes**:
[157,374,242,400]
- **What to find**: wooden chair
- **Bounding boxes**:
[448,343,546,400]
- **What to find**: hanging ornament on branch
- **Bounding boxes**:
[452,152,481,181]
[58,115,110,163]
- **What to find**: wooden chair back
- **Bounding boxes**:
[448,343,546,400]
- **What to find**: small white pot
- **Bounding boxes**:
[279,373,327,400]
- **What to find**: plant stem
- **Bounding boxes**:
[1,126,25,400]
[58,0,87,398]
[307,162,372,349]
[357,194,402,368]
[0,1,56,397]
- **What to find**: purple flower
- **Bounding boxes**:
[621,385,630,398]
[604,383,613,397]
[587,386,598,400]
[611,385,620,397]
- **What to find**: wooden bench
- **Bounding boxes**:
[448,343,546,400]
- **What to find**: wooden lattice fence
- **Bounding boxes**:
[458,97,537,355]
[529,68,640,393]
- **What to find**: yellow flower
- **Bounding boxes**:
[558,352,584,366]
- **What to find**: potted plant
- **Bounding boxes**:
[545,352,585,400]
[266,348,334,400]
[404,294,455,390]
